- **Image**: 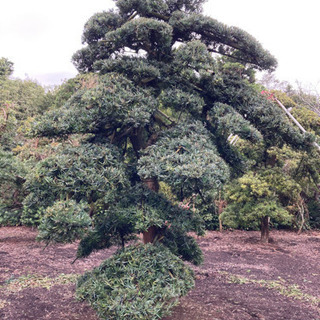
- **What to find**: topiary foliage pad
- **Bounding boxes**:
[76,243,195,320]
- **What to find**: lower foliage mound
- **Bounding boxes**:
[76,243,195,320]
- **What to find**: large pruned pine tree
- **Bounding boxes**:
[28,0,314,263]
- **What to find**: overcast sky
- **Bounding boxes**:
[1,0,320,89]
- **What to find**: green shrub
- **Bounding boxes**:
[221,171,292,231]
[0,208,21,226]
[76,244,195,320]
[22,142,128,225]
[20,207,44,227]
[37,200,91,244]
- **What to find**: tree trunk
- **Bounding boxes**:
[142,177,160,243]
[215,192,226,232]
[219,216,223,232]
[143,226,159,244]
[261,216,270,243]
[266,154,277,167]
[130,130,161,244]
[142,177,159,192]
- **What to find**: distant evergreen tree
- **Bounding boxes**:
[0,58,53,226]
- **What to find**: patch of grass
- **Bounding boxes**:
[1,273,78,292]
[220,272,320,307]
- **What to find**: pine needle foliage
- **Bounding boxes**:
[76,244,195,320]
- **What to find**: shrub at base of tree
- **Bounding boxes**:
[76,243,194,320]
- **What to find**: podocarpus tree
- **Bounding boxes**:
[220,170,294,242]
[26,0,316,317]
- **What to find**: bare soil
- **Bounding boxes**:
[0,227,319,320]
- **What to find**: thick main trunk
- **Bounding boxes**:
[129,129,161,244]
[142,177,160,243]
[261,216,270,243]
[130,128,160,243]
[143,226,159,244]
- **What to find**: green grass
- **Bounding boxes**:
[220,272,320,307]
[1,273,78,293]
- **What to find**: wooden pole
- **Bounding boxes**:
[275,98,320,152]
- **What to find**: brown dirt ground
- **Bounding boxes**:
[0,227,319,320]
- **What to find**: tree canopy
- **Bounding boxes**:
[29,0,315,257]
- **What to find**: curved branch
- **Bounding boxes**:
[170,14,277,71]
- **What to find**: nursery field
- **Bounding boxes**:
[0,227,319,320]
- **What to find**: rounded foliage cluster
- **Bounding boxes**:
[76,243,195,320]
[138,121,230,199]
[37,200,91,244]
[23,142,128,223]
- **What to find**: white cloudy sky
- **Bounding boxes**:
[1,0,320,88]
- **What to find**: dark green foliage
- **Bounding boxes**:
[0,209,21,226]
[7,1,320,317]
[30,0,317,256]
[203,67,315,151]
[31,74,157,138]
[77,184,204,263]
[76,244,195,320]
[159,87,205,116]
[96,57,161,85]
[74,0,277,72]
[203,212,220,230]
[116,0,206,17]
[308,200,320,229]
[209,103,262,143]
[23,143,128,221]
[82,11,123,45]
[49,74,98,109]
[37,200,91,244]
[138,121,230,199]
[20,207,43,226]
[76,207,137,258]
[169,13,277,70]
[105,18,173,59]
[0,149,27,225]
[23,4,320,317]
[161,227,203,265]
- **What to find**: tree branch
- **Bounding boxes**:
[153,109,177,129]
